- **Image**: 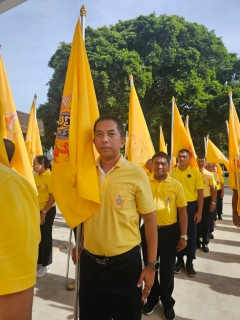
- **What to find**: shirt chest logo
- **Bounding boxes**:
[114,195,125,209]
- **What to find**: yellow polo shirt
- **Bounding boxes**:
[200,168,214,197]
[0,164,40,295]
[217,174,224,190]
[150,175,187,226]
[34,169,53,210]
[84,155,156,256]
[212,172,219,188]
[172,166,204,202]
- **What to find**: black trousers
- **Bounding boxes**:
[141,223,179,309]
[198,197,213,244]
[177,201,198,262]
[79,248,143,320]
[37,206,56,266]
[217,189,223,218]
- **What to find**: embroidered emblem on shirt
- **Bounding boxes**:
[37,184,42,189]
[114,195,125,209]
[165,197,171,205]
[187,174,191,178]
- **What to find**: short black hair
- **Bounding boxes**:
[197,155,206,160]
[35,155,52,170]
[152,152,170,164]
[178,149,190,155]
[93,115,125,138]
[3,139,15,162]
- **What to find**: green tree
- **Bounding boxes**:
[38,13,240,154]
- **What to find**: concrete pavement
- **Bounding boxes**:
[33,188,240,319]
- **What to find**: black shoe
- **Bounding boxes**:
[210,233,214,239]
[202,244,209,253]
[143,301,160,315]
[174,260,184,274]
[218,216,223,220]
[164,307,175,320]
[197,241,202,249]
[186,261,196,277]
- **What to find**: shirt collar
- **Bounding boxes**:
[96,154,126,171]
[150,173,170,183]
[176,165,191,172]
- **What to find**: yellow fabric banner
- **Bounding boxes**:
[127,83,155,165]
[173,104,198,168]
[0,56,36,188]
[25,99,43,165]
[228,106,240,190]
[206,139,229,171]
[52,20,101,228]
[159,126,167,153]
[0,91,9,166]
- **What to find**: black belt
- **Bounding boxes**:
[158,222,177,229]
[85,245,140,266]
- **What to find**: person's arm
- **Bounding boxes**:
[40,194,55,225]
[194,189,204,223]
[137,211,157,301]
[209,185,216,213]
[176,206,188,251]
[0,282,34,320]
[221,183,224,198]
[232,189,240,227]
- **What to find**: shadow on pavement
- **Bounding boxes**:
[175,271,240,297]
[211,238,240,247]
[214,226,240,234]
[197,249,240,264]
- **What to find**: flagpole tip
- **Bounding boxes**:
[186,115,189,119]
[129,74,133,81]
[80,5,87,17]
[34,94,37,99]
[171,96,175,102]
[228,91,232,97]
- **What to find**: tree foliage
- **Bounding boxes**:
[38,13,240,154]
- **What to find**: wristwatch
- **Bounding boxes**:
[180,235,188,241]
[211,201,216,205]
[146,260,160,271]
[41,209,47,214]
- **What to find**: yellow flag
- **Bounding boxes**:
[127,83,155,165]
[52,20,101,228]
[0,56,36,188]
[25,98,43,165]
[185,115,197,158]
[228,106,239,190]
[232,103,240,147]
[0,91,9,166]
[206,139,229,171]
[159,126,167,153]
[173,104,198,168]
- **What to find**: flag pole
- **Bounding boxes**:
[226,120,229,136]
[73,6,87,320]
[170,96,175,176]
[33,93,37,160]
[229,91,240,197]
[185,114,189,128]
[125,74,133,159]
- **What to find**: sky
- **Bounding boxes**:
[1,0,240,113]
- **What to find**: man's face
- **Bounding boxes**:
[146,159,153,172]
[207,163,214,172]
[93,120,125,160]
[152,156,170,179]
[213,166,218,173]
[197,158,206,169]
[177,152,190,167]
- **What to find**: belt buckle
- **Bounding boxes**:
[96,258,108,265]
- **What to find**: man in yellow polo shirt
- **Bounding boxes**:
[197,156,216,253]
[0,139,40,320]
[172,149,204,276]
[78,115,157,320]
[213,165,225,220]
[142,152,187,320]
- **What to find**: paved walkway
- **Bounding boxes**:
[33,188,240,319]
